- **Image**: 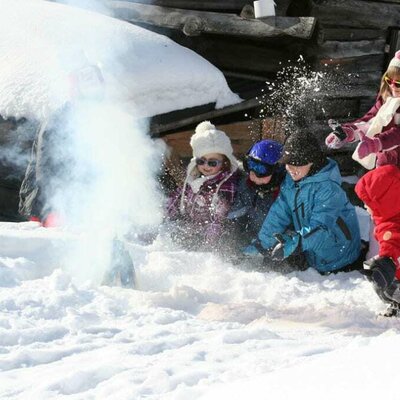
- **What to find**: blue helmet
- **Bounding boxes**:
[247,139,283,165]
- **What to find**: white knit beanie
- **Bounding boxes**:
[179,121,239,214]
[389,50,400,68]
[189,121,239,172]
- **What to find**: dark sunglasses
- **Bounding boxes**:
[243,157,275,178]
[384,74,400,89]
[195,158,223,168]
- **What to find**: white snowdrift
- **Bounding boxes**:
[0,0,240,121]
[0,220,398,400]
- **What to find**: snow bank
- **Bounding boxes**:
[0,221,398,400]
[0,0,240,121]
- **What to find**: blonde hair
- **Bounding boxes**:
[379,65,400,101]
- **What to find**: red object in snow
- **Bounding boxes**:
[42,213,63,228]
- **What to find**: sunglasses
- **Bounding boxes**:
[195,158,223,168]
[243,157,275,178]
[384,74,400,89]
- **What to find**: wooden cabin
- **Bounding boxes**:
[1,0,399,220]
[104,0,400,175]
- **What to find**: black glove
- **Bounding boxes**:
[328,119,347,141]
[271,242,284,261]
[271,231,300,261]
[363,256,396,290]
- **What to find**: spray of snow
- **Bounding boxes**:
[255,56,352,136]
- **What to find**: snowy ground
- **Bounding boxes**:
[0,221,399,400]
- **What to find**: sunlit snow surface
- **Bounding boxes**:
[0,221,398,400]
[0,0,240,121]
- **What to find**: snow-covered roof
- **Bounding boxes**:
[0,0,240,121]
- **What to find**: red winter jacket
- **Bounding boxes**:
[355,165,400,278]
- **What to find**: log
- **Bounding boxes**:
[317,26,386,43]
[109,0,250,12]
[175,35,304,75]
[150,98,261,136]
[107,1,316,39]
[113,0,297,16]
[310,39,386,59]
[315,54,385,73]
[311,0,400,29]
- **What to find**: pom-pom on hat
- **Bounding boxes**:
[389,50,400,69]
[190,121,238,171]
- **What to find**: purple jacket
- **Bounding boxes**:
[167,170,239,244]
[349,96,400,166]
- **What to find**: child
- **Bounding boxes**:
[355,165,400,315]
[325,50,400,169]
[166,121,239,250]
[227,139,285,249]
[245,131,361,274]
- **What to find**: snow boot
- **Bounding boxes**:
[102,238,136,288]
[381,302,400,318]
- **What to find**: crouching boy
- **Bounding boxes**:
[246,131,361,273]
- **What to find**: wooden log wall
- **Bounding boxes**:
[307,0,398,147]
[141,0,400,177]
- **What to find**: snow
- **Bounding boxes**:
[0,220,398,400]
[0,2,397,399]
[0,0,240,121]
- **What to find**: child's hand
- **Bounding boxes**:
[325,132,345,149]
[357,133,382,159]
[326,120,366,149]
[271,232,300,260]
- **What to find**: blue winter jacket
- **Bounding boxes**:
[258,159,361,273]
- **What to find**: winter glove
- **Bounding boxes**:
[357,132,382,159]
[271,231,300,261]
[325,120,366,149]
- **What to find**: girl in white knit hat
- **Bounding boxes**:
[166,121,239,250]
[325,50,400,169]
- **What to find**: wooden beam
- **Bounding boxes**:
[315,54,385,73]
[150,98,261,136]
[107,1,316,39]
[311,0,400,29]
[109,0,250,11]
[317,26,386,43]
[311,39,386,59]
[175,35,303,75]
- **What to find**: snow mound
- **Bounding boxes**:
[0,0,240,121]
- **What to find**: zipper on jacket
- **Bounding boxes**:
[293,183,302,229]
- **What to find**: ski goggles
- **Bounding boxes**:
[195,158,223,168]
[384,74,400,89]
[243,157,275,178]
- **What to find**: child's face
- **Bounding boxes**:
[249,171,272,185]
[286,163,313,181]
[385,73,400,98]
[196,153,224,176]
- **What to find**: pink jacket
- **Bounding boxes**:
[349,96,400,166]
[167,170,239,244]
